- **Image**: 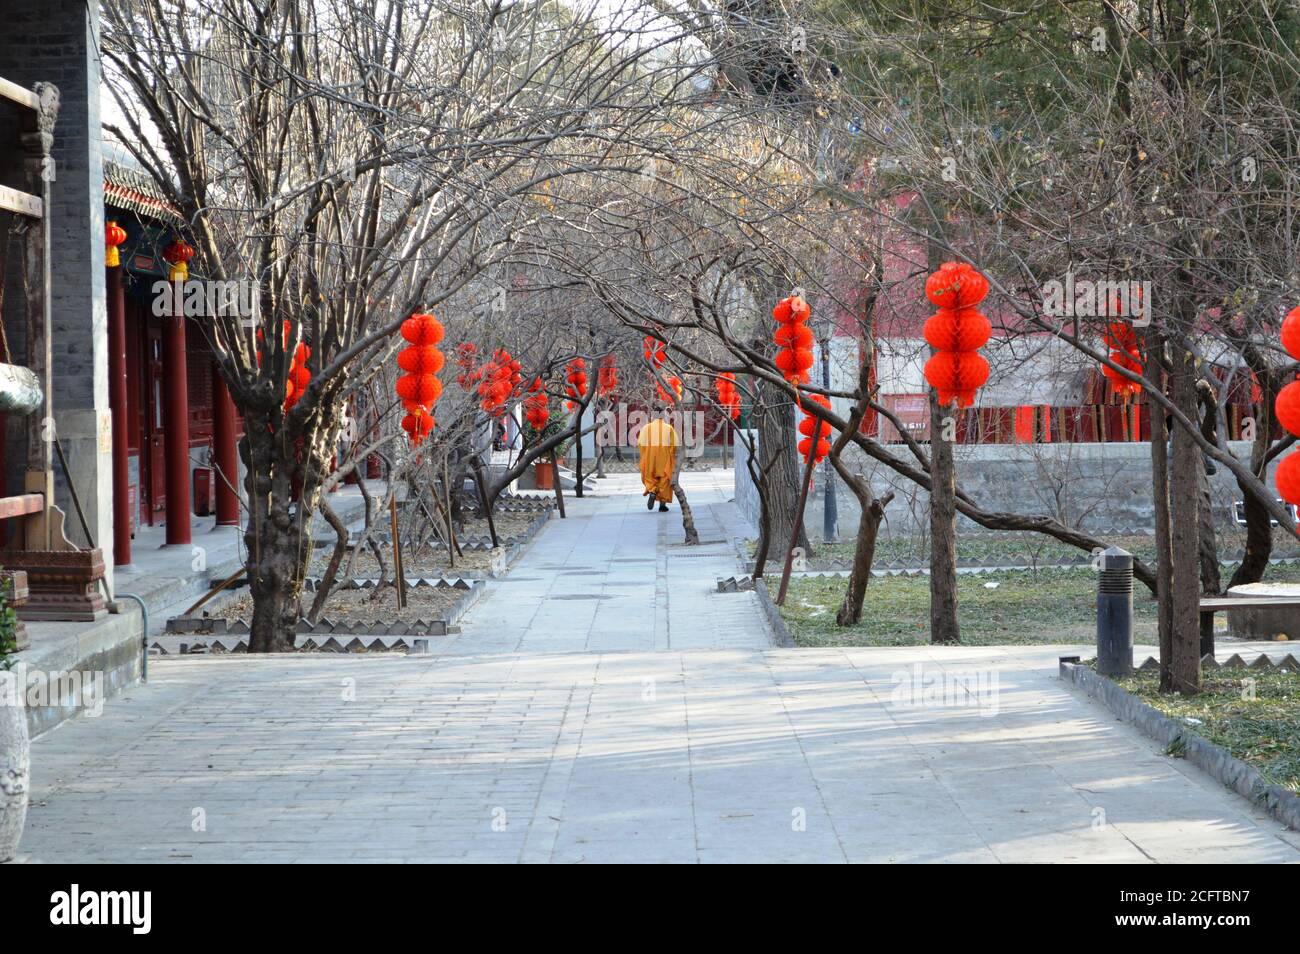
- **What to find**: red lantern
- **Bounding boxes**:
[163,238,194,281]
[643,336,666,367]
[105,221,126,267]
[716,372,740,420]
[772,294,816,383]
[924,308,991,353]
[1282,306,1300,361]
[797,394,833,463]
[401,313,444,346]
[1276,452,1300,509]
[1276,381,1300,439]
[925,261,988,309]
[598,355,618,396]
[565,358,589,411]
[924,351,990,408]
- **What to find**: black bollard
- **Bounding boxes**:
[1097,546,1133,677]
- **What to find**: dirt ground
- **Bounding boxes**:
[218,580,465,624]
[308,508,544,577]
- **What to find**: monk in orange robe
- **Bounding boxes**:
[637,417,679,511]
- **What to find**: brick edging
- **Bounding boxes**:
[754,578,794,648]
[1059,659,1300,830]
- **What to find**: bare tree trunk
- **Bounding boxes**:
[1148,357,1176,691]
[244,433,309,652]
[831,451,894,625]
[1229,353,1278,590]
[551,450,567,518]
[929,391,960,644]
[671,476,700,544]
[758,380,811,556]
[1169,352,1203,694]
[307,498,349,623]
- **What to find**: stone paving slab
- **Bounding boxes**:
[17,471,1300,863]
[17,643,1300,863]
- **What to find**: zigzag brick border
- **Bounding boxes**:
[158,578,486,654]
[1059,657,1300,831]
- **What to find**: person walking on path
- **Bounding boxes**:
[637,415,679,512]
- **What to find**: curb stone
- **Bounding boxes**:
[1059,658,1300,831]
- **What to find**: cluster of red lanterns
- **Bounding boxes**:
[922,262,991,408]
[1273,307,1300,508]
[598,355,618,396]
[478,349,521,417]
[772,295,814,384]
[716,372,740,420]
[395,313,445,446]
[798,394,833,464]
[656,375,683,403]
[643,335,666,368]
[565,358,588,411]
[1100,321,1143,400]
[524,377,549,431]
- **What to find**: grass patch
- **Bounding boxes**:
[750,528,1300,571]
[778,563,1300,648]
[1113,667,1300,794]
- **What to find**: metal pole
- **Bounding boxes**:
[1097,546,1134,677]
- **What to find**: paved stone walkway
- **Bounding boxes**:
[18,471,1300,862]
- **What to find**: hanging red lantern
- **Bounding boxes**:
[162,238,194,281]
[524,377,549,431]
[105,221,126,267]
[923,307,991,353]
[1275,380,1300,436]
[716,372,740,420]
[401,313,444,346]
[565,358,588,411]
[797,394,833,463]
[598,355,618,396]
[772,294,815,384]
[923,350,990,408]
[924,261,988,309]
[1276,452,1300,508]
[643,336,666,367]
[923,264,990,407]
[394,313,444,443]
[1281,306,1300,360]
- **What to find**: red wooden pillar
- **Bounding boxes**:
[106,258,132,565]
[212,362,240,526]
[162,310,192,545]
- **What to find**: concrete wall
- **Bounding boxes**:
[0,1,113,575]
[735,433,1261,539]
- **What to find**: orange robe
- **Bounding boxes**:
[637,418,679,503]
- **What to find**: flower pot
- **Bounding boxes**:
[534,460,555,491]
[0,684,29,862]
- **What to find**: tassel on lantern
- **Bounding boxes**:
[163,237,194,281]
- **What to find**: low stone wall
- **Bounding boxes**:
[735,432,1262,538]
